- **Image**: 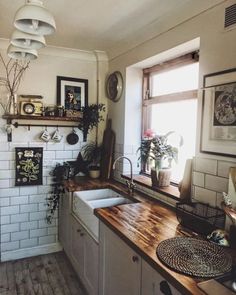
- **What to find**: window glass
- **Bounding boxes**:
[150,63,199,96]
[150,99,198,182]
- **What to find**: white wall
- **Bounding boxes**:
[108,0,236,204]
[0,41,108,261]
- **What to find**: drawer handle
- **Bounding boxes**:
[132,255,139,263]
[80,232,85,237]
[77,229,81,233]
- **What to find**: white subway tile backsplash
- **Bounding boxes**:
[30,211,46,221]
[0,161,10,170]
[0,152,14,160]
[1,241,19,252]
[1,205,19,216]
[0,179,10,188]
[192,172,205,187]
[20,238,38,249]
[1,233,10,243]
[47,142,64,151]
[11,196,28,205]
[19,186,38,196]
[20,203,38,213]
[39,235,55,245]
[217,161,236,178]
[205,174,228,193]
[56,151,72,159]
[11,213,29,223]
[29,194,46,203]
[194,157,217,175]
[30,228,47,238]
[38,185,51,194]
[47,226,58,235]
[39,218,56,228]
[0,170,14,179]
[20,221,38,231]
[0,187,19,197]
[44,151,56,159]
[1,197,10,206]
[1,223,19,234]
[1,215,10,225]
[38,203,47,211]
[194,186,217,207]
[11,230,29,241]
[0,142,9,151]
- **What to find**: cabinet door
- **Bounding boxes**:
[83,231,99,295]
[141,259,181,295]
[71,216,84,279]
[59,191,71,256]
[99,222,141,295]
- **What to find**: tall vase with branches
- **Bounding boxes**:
[0,54,30,114]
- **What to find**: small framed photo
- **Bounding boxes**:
[57,76,88,114]
[201,68,236,157]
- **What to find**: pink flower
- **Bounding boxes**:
[143,129,155,139]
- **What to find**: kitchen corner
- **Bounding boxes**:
[62,177,236,295]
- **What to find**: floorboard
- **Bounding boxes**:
[0,252,87,295]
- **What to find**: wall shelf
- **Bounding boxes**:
[2,114,81,142]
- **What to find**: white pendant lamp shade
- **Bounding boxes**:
[11,30,46,50]
[14,0,56,36]
[7,45,38,60]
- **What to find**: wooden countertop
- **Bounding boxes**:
[64,177,235,295]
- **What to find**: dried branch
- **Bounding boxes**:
[0,54,30,96]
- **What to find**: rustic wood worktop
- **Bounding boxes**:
[64,177,236,295]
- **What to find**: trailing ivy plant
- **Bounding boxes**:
[46,163,67,224]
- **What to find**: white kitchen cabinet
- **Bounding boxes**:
[71,215,98,295]
[99,222,141,295]
[59,192,99,295]
[58,191,72,256]
[141,259,181,295]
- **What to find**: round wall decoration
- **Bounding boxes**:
[106,71,123,102]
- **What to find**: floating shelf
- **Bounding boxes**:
[2,114,82,142]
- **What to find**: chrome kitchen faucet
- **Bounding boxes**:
[112,156,136,195]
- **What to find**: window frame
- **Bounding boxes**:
[141,51,199,181]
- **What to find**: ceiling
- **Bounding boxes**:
[0,0,225,59]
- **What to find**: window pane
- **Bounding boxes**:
[150,99,197,182]
[150,63,199,96]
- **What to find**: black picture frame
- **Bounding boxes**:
[200,67,236,158]
[56,76,88,112]
[15,147,43,186]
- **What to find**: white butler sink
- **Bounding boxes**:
[73,188,135,240]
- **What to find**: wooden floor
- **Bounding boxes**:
[0,251,87,295]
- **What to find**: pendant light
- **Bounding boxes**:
[11,30,46,49]
[7,45,38,60]
[14,0,56,36]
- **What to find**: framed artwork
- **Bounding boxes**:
[15,147,43,186]
[200,68,236,157]
[56,76,88,113]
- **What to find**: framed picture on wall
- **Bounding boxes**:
[200,68,236,157]
[15,147,43,186]
[56,76,88,116]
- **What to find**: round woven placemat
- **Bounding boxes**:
[156,237,232,278]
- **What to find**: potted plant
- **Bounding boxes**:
[81,142,102,178]
[137,131,182,187]
[78,103,105,141]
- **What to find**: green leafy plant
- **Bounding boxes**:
[137,131,182,171]
[46,163,67,224]
[81,142,102,170]
[78,104,105,141]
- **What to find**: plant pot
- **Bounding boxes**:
[158,168,171,187]
[89,166,100,179]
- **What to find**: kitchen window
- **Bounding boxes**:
[142,52,199,183]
